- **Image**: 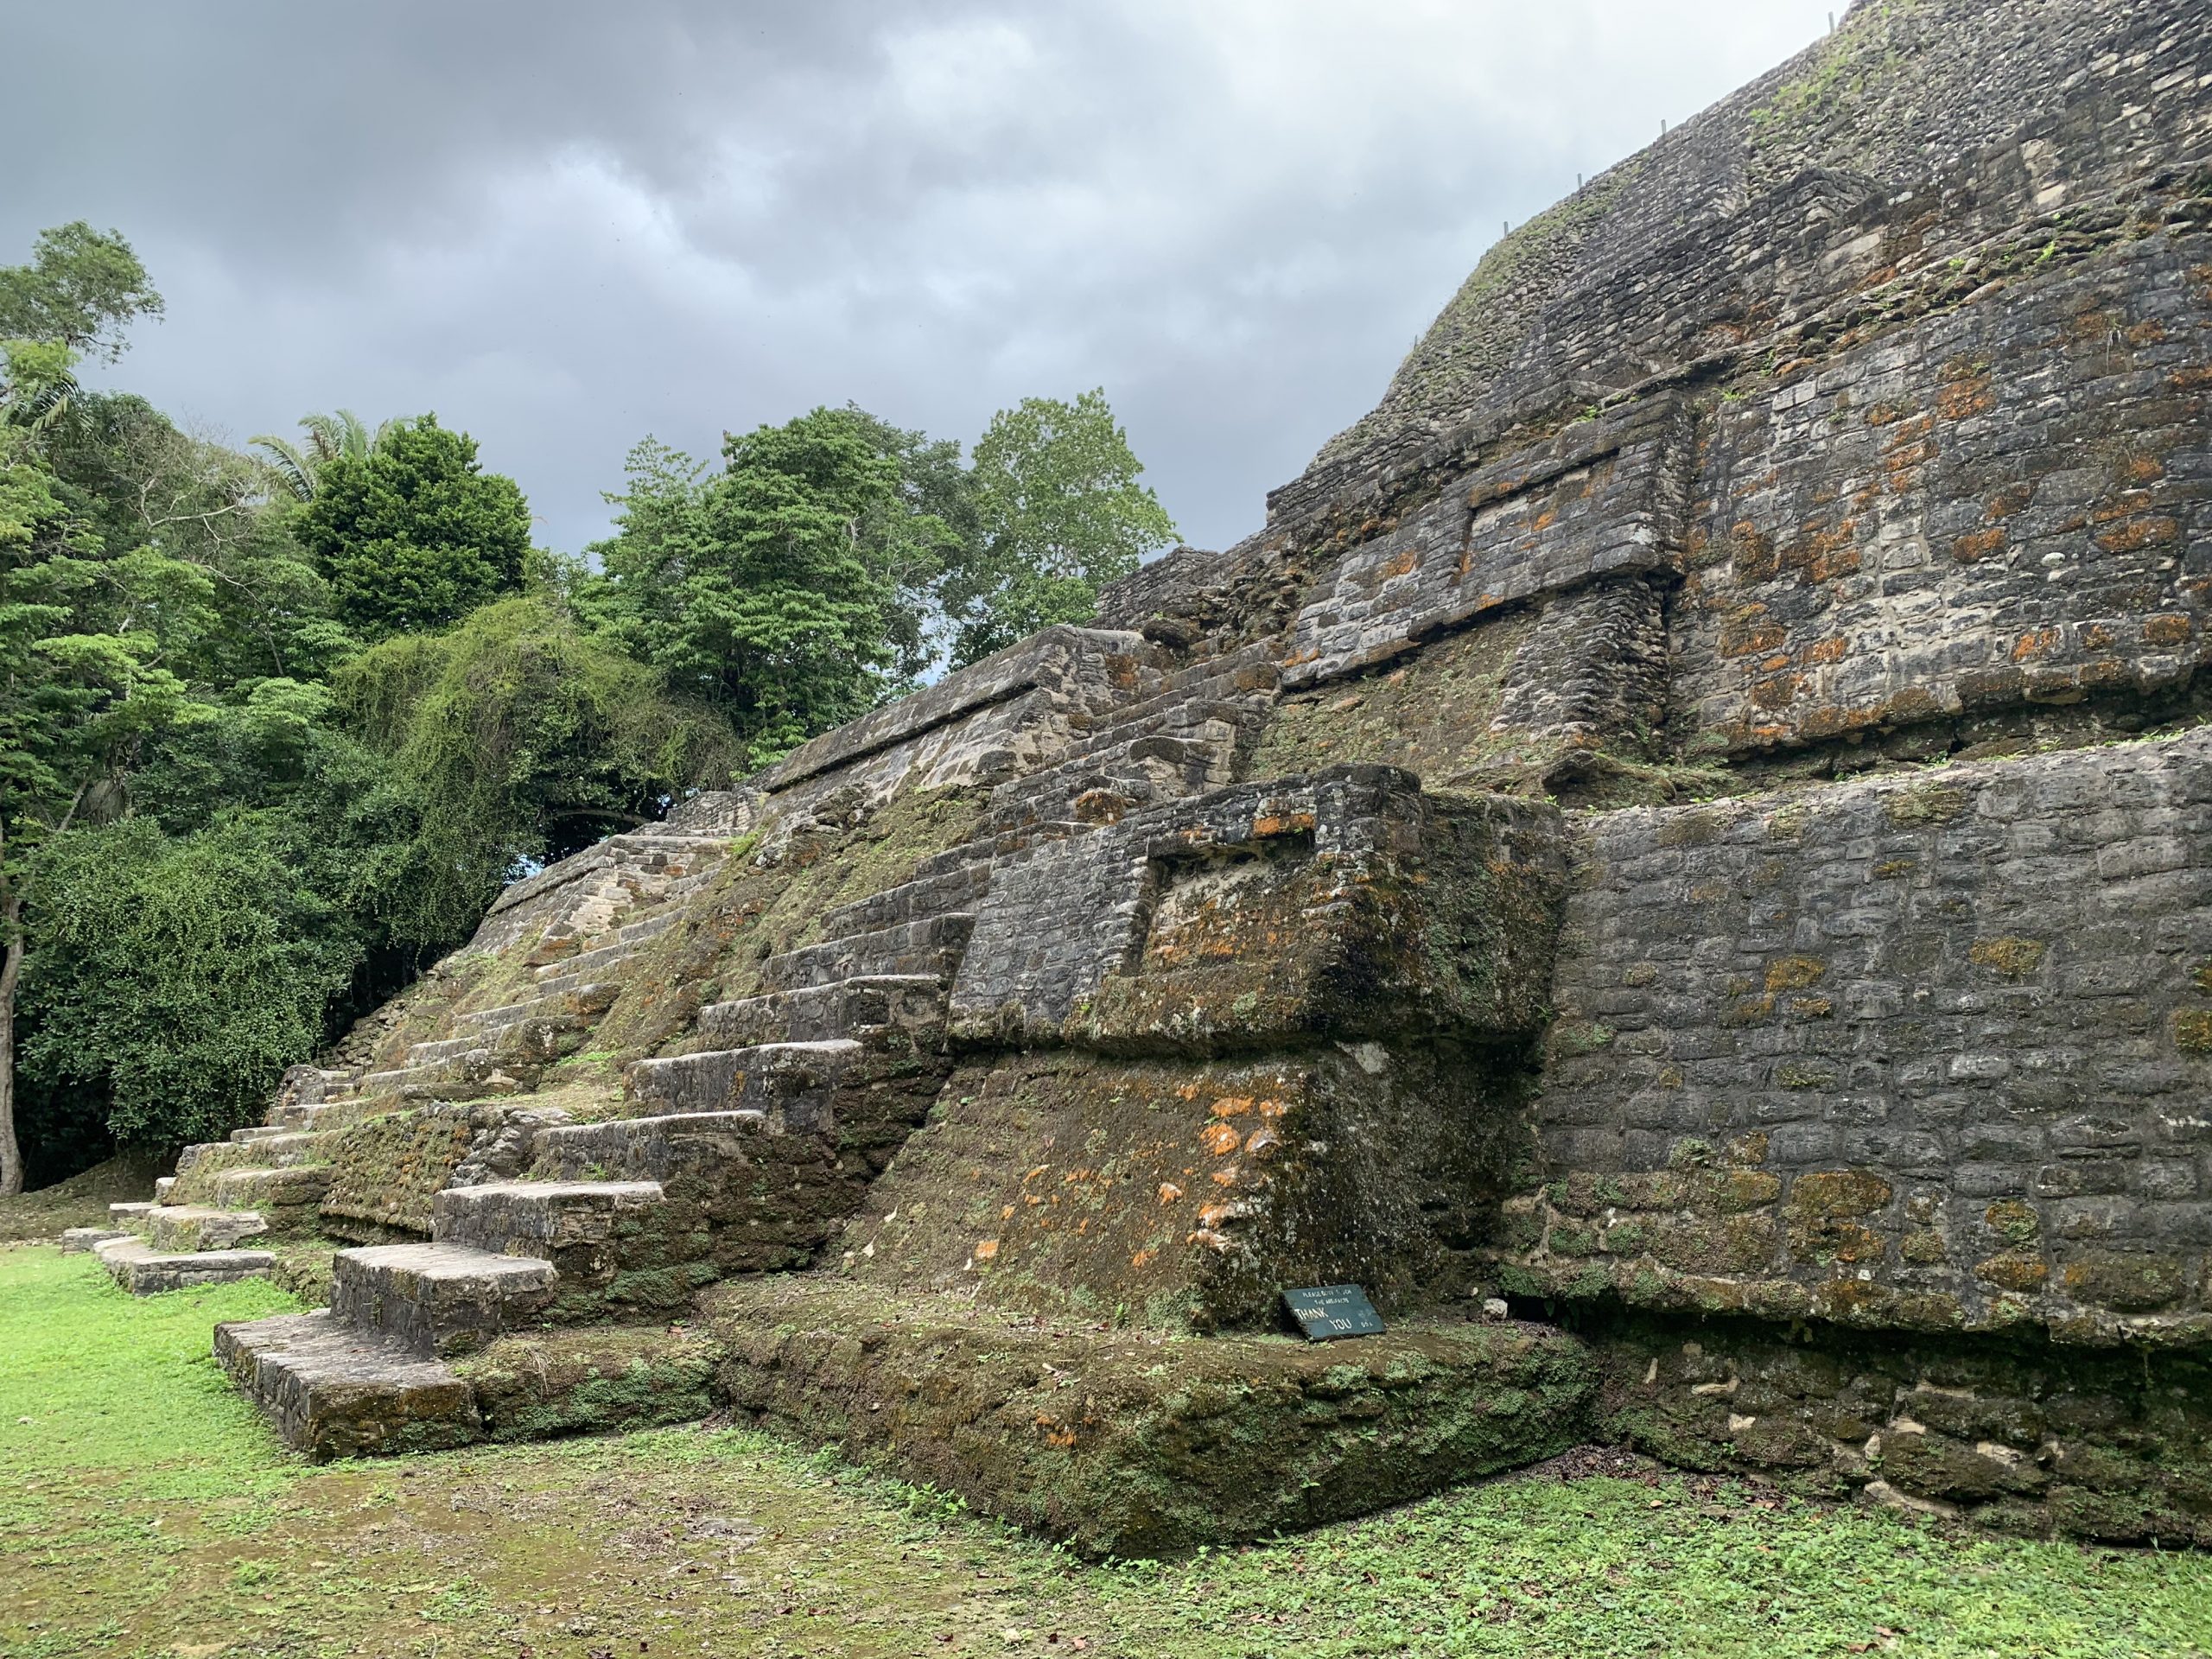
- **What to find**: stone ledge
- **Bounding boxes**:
[753,626,1160,794]
[702,1277,1595,1557]
[217,1312,720,1461]
[92,1236,275,1294]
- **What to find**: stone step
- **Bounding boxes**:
[230,1125,294,1145]
[431,1179,664,1259]
[817,862,995,942]
[533,1110,770,1184]
[93,1236,275,1294]
[144,1205,270,1253]
[60,1227,134,1254]
[356,1050,524,1102]
[626,1039,861,1133]
[533,938,641,987]
[108,1201,156,1228]
[457,982,620,1034]
[618,910,679,946]
[275,1096,352,1129]
[901,827,1087,888]
[406,1033,487,1065]
[696,976,946,1049]
[214,1310,480,1461]
[760,914,976,992]
[209,1165,333,1215]
[182,1131,326,1174]
[152,1176,176,1202]
[329,1243,559,1358]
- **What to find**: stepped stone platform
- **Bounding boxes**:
[86,0,2209,1553]
[94,1236,276,1294]
[702,1279,1593,1558]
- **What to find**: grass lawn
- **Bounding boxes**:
[2,1243,2209,1658]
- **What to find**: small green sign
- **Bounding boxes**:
[1282,1284,1386,1341]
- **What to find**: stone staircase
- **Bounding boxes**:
[77,805,752,1303]
[216,1166,682,1455]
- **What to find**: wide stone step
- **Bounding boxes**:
[617,910,678,946]
[431,1179,664,1257]
[330,1243,559,1358]
[406,1033,491,1065]
[144,1205,270,1253]
[626,1039,861,1132]
[817,863,995,942]
[182,1130,326,1174]
[214,1310,480,1460]
[697,976,946,1048]
[357,1050,523,1102]
[534,938,640,986]
[760,914,975,992]
[457,982,619,1034]
[230,1125,294,1145]
[533,1111,770,1183]
[60,1227,134,1254]
[93,1236,275,1294]
[209,1165,333,1214]
[276,1096,352,1129]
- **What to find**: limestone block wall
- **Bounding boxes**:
[947,766,1564,1046]
[1503,727,2212,1344]
[1673,231,2212,753]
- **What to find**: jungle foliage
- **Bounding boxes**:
[0,220,1178,1187]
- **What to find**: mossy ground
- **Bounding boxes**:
[3,1244,2210,1657]
[0,1154,168,1243]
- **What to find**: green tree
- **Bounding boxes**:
[943,388,1176,667]
[335,594,737,950]
[0,223,163,364]
[586,407,956,766]
[297,415,530,639]
[21,817,360,1150]
[1,336,209,1191]
[251,410,398,503]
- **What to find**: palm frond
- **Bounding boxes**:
[249,434,318,502]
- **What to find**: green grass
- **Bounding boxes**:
[1,1243,2209,1657]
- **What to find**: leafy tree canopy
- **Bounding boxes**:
[297,414,531,640]
[942,388,1176,667]
[22,816,359,1149]
[0,223,163,364]
[334,594,737,950]
[585,407,958,768]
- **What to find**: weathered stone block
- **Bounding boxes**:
[705,1278,1594,1558]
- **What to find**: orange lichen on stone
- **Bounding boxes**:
[2095,516,2179,553]
[1952,526,2007,563]
[1157,1183,1183,1205]
[1200,1122,1243,1156]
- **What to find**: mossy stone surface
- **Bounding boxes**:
[704,1276,1594,1557]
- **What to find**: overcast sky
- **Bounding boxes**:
[3,1,1834,557]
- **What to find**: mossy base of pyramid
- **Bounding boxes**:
[702,1276,1594,1557]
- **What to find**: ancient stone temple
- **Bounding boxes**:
[79,0,2212,1554]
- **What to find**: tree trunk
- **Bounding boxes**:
[0,870,22,1199]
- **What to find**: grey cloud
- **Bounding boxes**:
[1,0,1835,557]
